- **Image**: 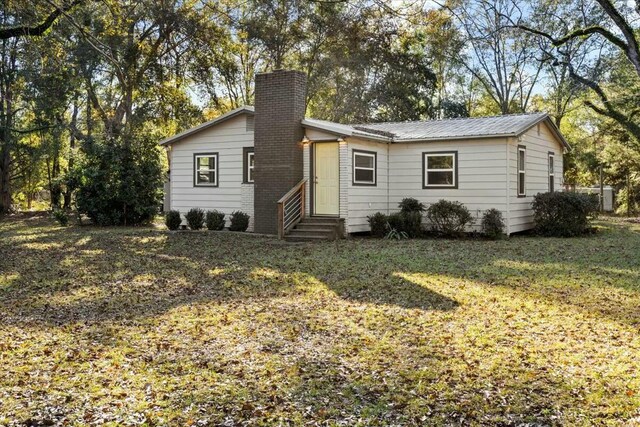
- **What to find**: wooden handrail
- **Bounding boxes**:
[277,178,307,239]
[277,178,307,204]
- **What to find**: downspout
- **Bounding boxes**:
[505,137,511,235]
[387,140,391,215]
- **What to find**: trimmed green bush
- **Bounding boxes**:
[481,208,505,239]
[401,211,423,238]
[367,212,388,237]
[399,198,426,213]
[229,211,250,232]
[165,210,182,230]
[385,211,423,238]
[206,210,226,231]
[426,200,473,236]
[387,212,405,233]
[532,192,599,237]
[185,208,205,230]
[74,134,163,226]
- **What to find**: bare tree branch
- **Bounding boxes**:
[0,0,83,40]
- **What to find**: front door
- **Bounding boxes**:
[314,142,340,216]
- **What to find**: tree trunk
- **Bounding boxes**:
[64,100,79,209]
[0,146,10,212]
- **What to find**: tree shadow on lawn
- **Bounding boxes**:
[2,218,639,424]
[1,217,639,328]
[354,221,640,327]
[0,224,459,327]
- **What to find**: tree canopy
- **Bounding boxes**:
[0,0,639,216]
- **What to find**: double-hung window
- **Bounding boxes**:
[243,147,255,183]
[423,152,457,188]
[517,146,526,197]
[548,152,555,192]
[352,150,377,186]
[194,153,218,187]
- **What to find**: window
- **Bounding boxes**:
[517,146,526,197]
[548,152,555,192]
[194,153,218,187]
[243,147,255,183]
[423,152,457,188]
[352,150,376,186]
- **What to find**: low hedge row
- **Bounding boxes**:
[165,209,250,232]
[367,192,598,239]
[368,198,492,238]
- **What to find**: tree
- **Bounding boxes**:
[514,0,640,144]
[450,0,546,115]
[0,0,86,213]
[0,0,83,40]
[305,5,438,123]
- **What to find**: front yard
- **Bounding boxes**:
[0,216,639,426]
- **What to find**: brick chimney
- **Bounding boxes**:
[253,70,307,235]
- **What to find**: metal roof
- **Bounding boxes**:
[301,118,393,142]
[160,107,569,150]
[356,113,549,141]
[303,112,569,149]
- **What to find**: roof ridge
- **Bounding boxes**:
[353,111,547,127]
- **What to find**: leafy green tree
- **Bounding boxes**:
[74,133,163,225]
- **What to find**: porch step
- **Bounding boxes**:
[298,217,342,224]
[285,217,344,242]
[295,222,340,230]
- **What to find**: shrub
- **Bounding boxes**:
[367,212,388,237]
[74,134,163,226]
[385,227,408,240]
[185,208,205,230]
[52,209,69,227]
[532,192,599,237]
[399,198,426,213]
[206,210,226,231]
[481,208,505,239]
[385,211,423,238]
[229,211,250,232]
[426,200,473,236]
[165,210,182,230]
[401,211,423,238]
[387,212,405,233]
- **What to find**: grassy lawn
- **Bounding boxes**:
[1,215,639,426]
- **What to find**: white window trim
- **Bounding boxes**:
[352,150,376,186]
[548,153,555,192]
[194,153,218,187]
[247,151,255,183]
[424,152,457,188]
[517,146,526,197]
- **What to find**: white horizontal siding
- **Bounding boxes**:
[169,114,254,227]
[346,139,389,233]
[388,139,509,232]
[508,122,565,233]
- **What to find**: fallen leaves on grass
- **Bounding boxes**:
[0,216,639,425]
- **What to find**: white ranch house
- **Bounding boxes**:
[160,70,569,240]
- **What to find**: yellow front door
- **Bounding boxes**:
[314,142,340,216]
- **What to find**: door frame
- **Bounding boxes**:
[311,141,340,217]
